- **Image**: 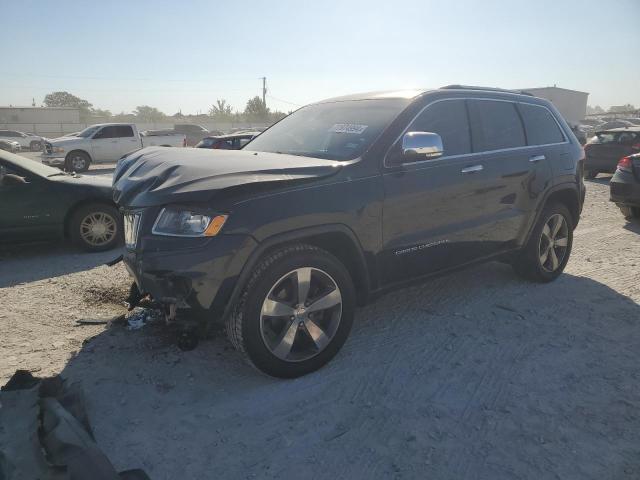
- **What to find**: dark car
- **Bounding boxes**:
[113,86,585,378]
[584,127,640,178]
[610,152,640,220]
[173,124,216,146]
[0,151,122,251]
[195,132,260,150]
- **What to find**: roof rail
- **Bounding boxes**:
[440,85,534,97]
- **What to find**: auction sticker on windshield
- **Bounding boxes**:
[329,124,368,134]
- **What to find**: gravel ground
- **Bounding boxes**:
[1,177,639,479]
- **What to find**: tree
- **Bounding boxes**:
[133,105,167,122]
[244,96,269,120]
[91,108,112,118]
[209,99,233,117]
[43,91,92,119]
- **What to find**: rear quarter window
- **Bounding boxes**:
[518,103,565,145]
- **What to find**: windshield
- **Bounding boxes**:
[246,99,408,160]
[2,151,67,178]
[76,126,101,138]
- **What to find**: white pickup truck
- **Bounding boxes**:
[42,123,186,172]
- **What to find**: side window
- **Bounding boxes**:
[115,126,134,137]
[617,132,636,145]
[5,131,19,137]
[406,99,471,156]
[93,126,118,139]
[468,100,526,152]
[238,137,252,148]
[518,103,565,145]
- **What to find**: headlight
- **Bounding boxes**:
[152,207,228,237]
[52,146,65,153]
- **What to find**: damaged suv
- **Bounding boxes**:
[113,86,585,378]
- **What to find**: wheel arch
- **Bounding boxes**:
[219,224,371,323]
[522,184,581,247]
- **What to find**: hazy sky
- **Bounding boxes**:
[2,0,639,114]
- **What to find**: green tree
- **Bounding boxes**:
[209,99,233,117]
[133,105,167,122]
[244,96,269,120]
[43,91,93,119]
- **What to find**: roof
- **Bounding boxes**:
[0,106,79,110]
[523,86,590,95]
[596,126,640,133]
[316,85,548,104]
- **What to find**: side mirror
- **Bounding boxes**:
[402,132,444,161]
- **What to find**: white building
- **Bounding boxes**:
[524,87,589,126]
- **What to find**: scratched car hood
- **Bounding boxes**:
[112,146,343,208]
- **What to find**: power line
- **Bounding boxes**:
[266,94,302,108]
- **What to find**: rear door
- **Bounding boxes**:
[91,126,138,162]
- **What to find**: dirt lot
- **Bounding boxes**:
[1,177,639,479]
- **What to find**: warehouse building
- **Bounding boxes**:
[0,106,80,124]
[524,86,589,126]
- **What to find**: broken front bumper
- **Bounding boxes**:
[123,232,257,318]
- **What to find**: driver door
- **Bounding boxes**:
[0,162,57,241]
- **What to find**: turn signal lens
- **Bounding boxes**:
[204,215,228,237]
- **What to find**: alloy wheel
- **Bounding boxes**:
[259,267,342,362]
[71,156,87,171]
[538,213,569,272]
[80,212,117,247]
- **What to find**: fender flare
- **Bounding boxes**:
[218,223,370,322]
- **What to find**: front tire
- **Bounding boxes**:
[618,204,640,220]
[226,244,356,378]
[512,203,573,283]
[65,151,91,172]
[69,203,122,252]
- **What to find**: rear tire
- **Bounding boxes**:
[584,169,598,179]
[512,203,573,283]
[65,151,91,173]
[226,244,355,378]
[30,140,42,152]
[618,205,640,220]
[69,203,122,252]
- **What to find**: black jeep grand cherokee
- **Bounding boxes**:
[113,86,585,378]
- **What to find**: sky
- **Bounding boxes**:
[1,0,639,115]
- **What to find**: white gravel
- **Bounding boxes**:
[1,177,639,479]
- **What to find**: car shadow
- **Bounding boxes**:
[585,174,612,185]
[623,219,640,234]
[54,262,640,480]
[0,243,123,287]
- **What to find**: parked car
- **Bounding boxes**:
[0,150,122,251]
[195,131,261,149]
[584,127,640,178]
[610,152,640,220]
[113,86,585,378]
[42,123,186,172]
[173,124,215,146]
[0,139,21,153]
[624,118,640,126]
[0,130,45,151]
[595,120,634,131]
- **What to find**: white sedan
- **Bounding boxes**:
[0,130,44,151]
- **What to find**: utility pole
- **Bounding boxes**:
[260,76,267,108]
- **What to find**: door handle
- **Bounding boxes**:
[529,154,546,163]
[461,164,484,174]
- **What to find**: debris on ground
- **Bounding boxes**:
[0,370,151,480]
[125,307,164,331]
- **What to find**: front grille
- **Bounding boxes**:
[44,142,52,154]
[123,212,142,248]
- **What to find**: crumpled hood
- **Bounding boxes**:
[112,146,343,208]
